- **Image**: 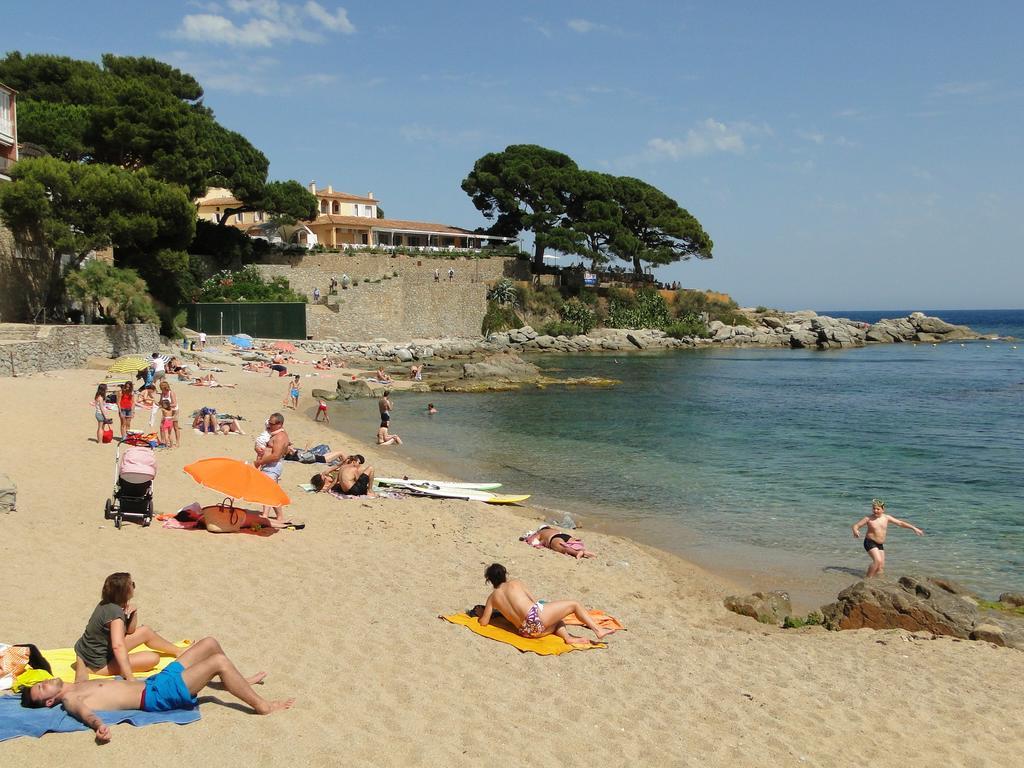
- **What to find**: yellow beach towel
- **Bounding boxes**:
[441,613,610,655]
[42,641,192,683]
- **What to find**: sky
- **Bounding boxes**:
[6,1,1023,310]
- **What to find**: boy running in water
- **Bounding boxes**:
[852,499,925,578]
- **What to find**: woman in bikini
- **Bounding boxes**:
[523,526,595,559]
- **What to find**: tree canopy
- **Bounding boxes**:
[463,145,712,276]
[461,144,580,271]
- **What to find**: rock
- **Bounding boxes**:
[724,591,793,624]
[970,623,1006,646]
[0,473,15,513]
[626,333,646,349]
[310,388,337,401]
[999,592,1024,607]
[789,330,818,348]
[395,348,414,362]
[914,316,956,334]
[461,352,541,381]
[534,335,556,349]
[820,576,979,637]
[546,512,578,530]
[762,316,785,329]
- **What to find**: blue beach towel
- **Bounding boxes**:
[0,695,200,741]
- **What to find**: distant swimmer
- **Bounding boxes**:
[851,499,924,578]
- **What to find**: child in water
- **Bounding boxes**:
[852,499,925,578]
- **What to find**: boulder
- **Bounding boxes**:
[970,623,1006,646]
[820,576,979,637]
[789,330,818,348]
[534,335,556,349]
[762,316,785,329]
[311,388,337,401]
[626,333,646,349]
[0,473,15,513]
[913,316,956,334]
[724,591,792,624]
[461,352,541,382]
[999,592,1024,608]
[395,348,414,362]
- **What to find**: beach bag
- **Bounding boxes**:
[310,444,331,457]
[101,425,114,444]
[295,450,317,464]
[201,504,246,534]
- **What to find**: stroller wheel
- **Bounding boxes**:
[114,513,122,530]
[104,498,113,520]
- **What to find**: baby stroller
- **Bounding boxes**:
[104,443,156,528]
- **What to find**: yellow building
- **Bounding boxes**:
[195,182,517,252]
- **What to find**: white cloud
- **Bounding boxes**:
[933,80,992,97]
[174,2,354,47]
[797,129,825,145]
[567,19,597,33]
[523,17,552,38]
[646,119,757,160]
[304,1,355,33]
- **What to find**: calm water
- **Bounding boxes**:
[332,310,1024,600]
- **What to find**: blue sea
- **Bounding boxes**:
[334,310,1024,604]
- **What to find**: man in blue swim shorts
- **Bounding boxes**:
[19,637,295,744]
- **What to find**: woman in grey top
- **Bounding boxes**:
[73,572,183,681]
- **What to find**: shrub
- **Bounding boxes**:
[487,278,521,308]
[519,283,563,315]
[672,289,752,326]
[782,611,824,629]
[559,298,597,333]
[66,260,159,325]
[608,287,670,329]
[539,320,581,337]
[482,300,522,335]
[197,266,306,303]
[663,313,709,339]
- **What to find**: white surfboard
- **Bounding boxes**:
[375,477,502,491]
[382,482,529,505]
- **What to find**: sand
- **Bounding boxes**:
[1,363,1021,767]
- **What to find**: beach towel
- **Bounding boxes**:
[440,612,612,655]
[43,641,192,683]
[296,483,404,499]
[0,695,199,742]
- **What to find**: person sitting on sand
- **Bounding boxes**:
[409,364,422,381]
[377,424,402,446]
[476,563,613,645]
[21,637,294,743]
[852,498,925,578]
[522,526,595,559]
[73,573,183,683]
[311,455,376,497]
[192,407,218,434]
[375,367,393,384]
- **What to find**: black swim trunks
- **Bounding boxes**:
[348,473,370,496]
[864,538,884,552]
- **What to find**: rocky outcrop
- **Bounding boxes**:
[999,592,1024,608]
[724,591,793,624]
[461,352,541,381]
[821,576,1024,649]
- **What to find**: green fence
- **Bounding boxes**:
[186,303,307,340]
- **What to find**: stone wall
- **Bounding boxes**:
[0,222,51,323]
[257,253,521,341]
[0,323,160,376]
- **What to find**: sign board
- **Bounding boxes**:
[583,272,598,287]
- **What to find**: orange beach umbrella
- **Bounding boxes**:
[183,457,291,507]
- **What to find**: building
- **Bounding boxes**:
[195,182,517,252]
[0,81,16,181]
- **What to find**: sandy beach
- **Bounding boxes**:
[1,363,1022,767]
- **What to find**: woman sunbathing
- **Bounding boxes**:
[522,526,595,559]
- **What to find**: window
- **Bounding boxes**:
[0,92,12,140]
[332,201,340,214]
[320,200,328,214]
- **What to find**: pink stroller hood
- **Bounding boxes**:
[119,446,157,480]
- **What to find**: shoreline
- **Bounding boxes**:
[2,363,1022,766]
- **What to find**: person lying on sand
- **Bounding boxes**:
[311,455,376,497]
[21,637,294,743]
[852,498,924,578]
[476,563,613,645]
[522,526,595,559]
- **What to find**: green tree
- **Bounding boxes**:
[609,177,713,277]
[461,144,580,272]
[562,170,621,269]
[65,259,159,324]
[215,179,317,226]
[197,266,306,303]
[0,156,195,314]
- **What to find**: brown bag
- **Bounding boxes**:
[201,504,246,533]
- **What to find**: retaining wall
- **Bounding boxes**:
[0,323,161,376]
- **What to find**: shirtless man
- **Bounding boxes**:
[524,526,595,559]
[852,499,925,577]
[254,413,289,518]
[313,455,376,497]
[376,425,403,446]
[20,637,293,743]
[378,391,393,426]
[476,563,613,646]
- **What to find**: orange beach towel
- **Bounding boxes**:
[440,611,623,655]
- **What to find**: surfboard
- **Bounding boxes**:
[383,482,529,504]
[375,477,503,491]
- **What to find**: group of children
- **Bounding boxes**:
[93,381,180,448]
